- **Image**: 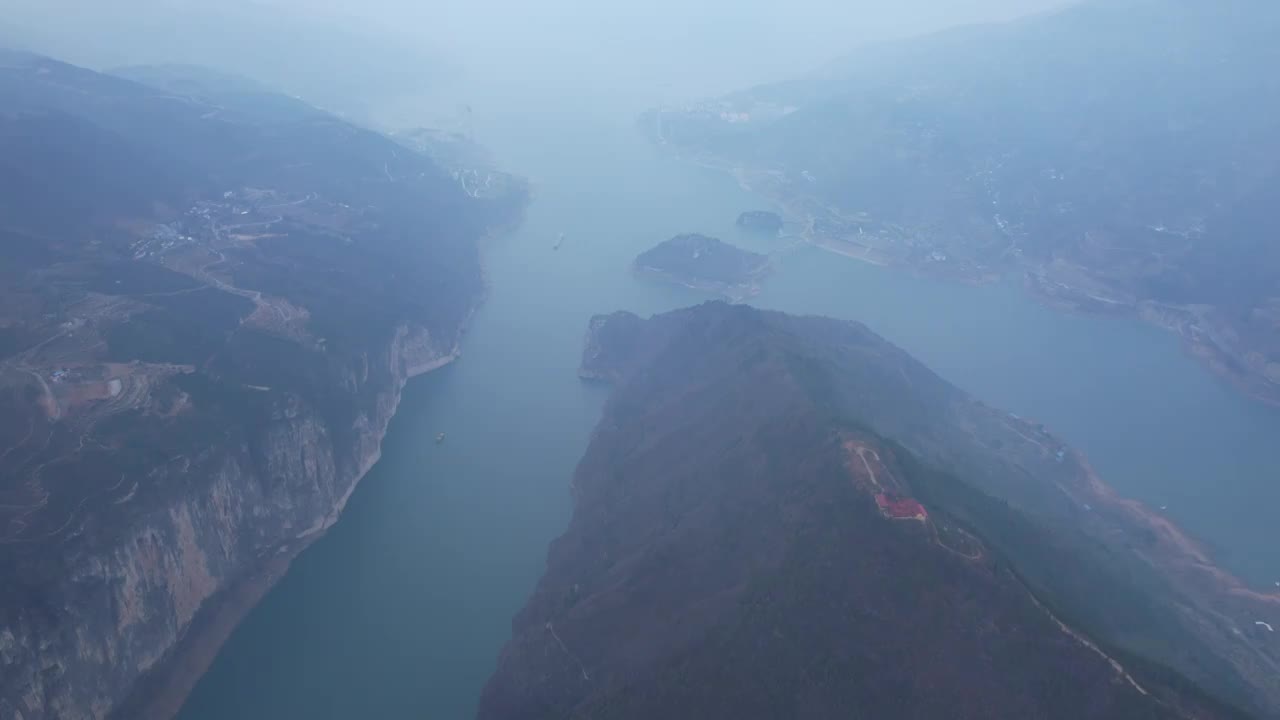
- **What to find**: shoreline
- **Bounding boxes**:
[119,174,536,720]
[805,230,1280,410]
[119,342,462,720]
[663,140,1280,409]
[782,192,1279,410]
[121,182,532,720]
[1065,450,1280,709]
[664,140,1280,702]
[985,400,1280,707]
[632,264,763,303]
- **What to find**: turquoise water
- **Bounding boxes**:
[178,80,1280,719]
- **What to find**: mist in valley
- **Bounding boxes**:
[4,2,1280,719]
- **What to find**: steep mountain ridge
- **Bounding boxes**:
[484,303,1279,718]
[0,54,525,719]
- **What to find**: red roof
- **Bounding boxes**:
[875,493,927,519]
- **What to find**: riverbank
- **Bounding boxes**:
[687,151,1280,410]
[120,334,463,720]
[1065,448,1280,709]
[644,134,1280,599]
[178,79,1280,717]
[632,265,763,303]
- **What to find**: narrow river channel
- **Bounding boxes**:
[178,69,1280,720]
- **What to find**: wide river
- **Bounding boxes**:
[179,74,1280,719]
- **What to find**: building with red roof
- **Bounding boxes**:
[875,493,928,521]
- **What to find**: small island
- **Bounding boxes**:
[735,210,784,235]
[634,233,771,301]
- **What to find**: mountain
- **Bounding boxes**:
[0,53,525,719]
[481,303,1280,719]
[647,0,1280,406]
[2,1,452,118]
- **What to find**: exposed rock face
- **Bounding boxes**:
[480,303,1278,719]
[0,55,526,719]
[2,327,453,720]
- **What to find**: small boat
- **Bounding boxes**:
[436,432,445,444]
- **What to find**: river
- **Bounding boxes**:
[177,72,1280,719]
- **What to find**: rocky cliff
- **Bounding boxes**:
[3,325,455,720]
[481,303,1279,719]
[0,54,526,719]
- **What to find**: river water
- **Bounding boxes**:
[178,73,1280,719]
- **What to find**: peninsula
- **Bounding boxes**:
[482,303,1280,719]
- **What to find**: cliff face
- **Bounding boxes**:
[480,303,1277,719]
[0,55,525,719]
[1,325,451,720]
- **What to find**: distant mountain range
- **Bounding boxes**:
[0,51,524,719]
[648,0,1280,406]
[0,2,452,117]
[482,302,1280,719]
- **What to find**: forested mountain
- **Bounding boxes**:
[481,302,1280,719]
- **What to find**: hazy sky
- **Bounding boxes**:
[262,0,1072,84]
[3,0,1073,110]
[265,0,1070,48]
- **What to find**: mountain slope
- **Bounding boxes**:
[649,0,1280,405]
[0,54,525,719]
[480,303,1278,719]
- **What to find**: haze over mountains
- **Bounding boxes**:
[2,1,1279,719]
[2,0,1071,104]
[0,51,524,718]
[483,302,1270,718]
[0,1,452,117]
[651,0,1280,405]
